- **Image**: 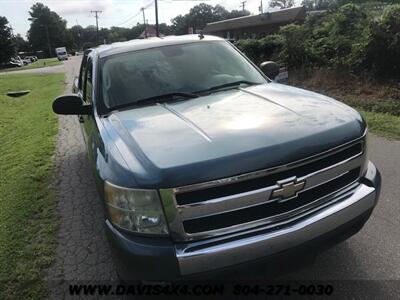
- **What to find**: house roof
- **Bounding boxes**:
[204,6,306,33]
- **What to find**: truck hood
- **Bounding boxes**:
[102,83,365,188]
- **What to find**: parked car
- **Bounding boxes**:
[53,35,381,281]
[19,56,28,65]
[11,57,22,65]
[13,56,31,65]
[24,56,38,62]
[1,61,23,68]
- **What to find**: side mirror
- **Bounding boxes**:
[52,94,92,115]
[260,61,280,80]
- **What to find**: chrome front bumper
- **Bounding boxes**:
[175,162,380,275]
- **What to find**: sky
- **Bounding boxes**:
[1,0,302,38]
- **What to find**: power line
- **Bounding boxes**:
[90,10,102,45]
[115,0,153,28]
[115,11,142,27]
[141,7,147,37]
[119,0,208,29]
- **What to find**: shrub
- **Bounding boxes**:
[306,4,369,70]
[236,34,283,64]
[237,3,400,79]
[259,34,284,62]
[236,39,263,63]
[365,4,400,78]
[279,24,309,68]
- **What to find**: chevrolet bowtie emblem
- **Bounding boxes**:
[270,178,306,202]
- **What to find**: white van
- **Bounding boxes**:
[55,47,68,61]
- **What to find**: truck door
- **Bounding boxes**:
[81,57,95,154]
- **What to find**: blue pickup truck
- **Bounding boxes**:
[53,35,381,280]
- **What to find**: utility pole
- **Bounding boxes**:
[240,1,246,11]
[90,10,102,45]
[155,0,159,37]
[141,7,147,38]
[259,0,263,14]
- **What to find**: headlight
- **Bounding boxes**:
[104,182,168,235]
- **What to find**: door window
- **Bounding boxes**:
[83,59,93,104]
[78,54,89,90]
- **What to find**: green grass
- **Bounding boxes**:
[1,58,62,72]
[0,73,64,299]
[18,58,62,70]
[360,110,400,140]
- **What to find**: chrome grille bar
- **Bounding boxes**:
[160,136,366,242]
[178,154,363,220]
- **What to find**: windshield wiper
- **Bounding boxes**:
[110,92,199,111]
[195,80,261,94]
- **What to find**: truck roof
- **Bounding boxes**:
[94,34,223,58]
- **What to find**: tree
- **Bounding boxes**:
[158,23,174,36]
[171,14,190,35]
[279,24,308,67]
[269,0,295,9]
[188,3,215,31]
[309,4,369,68]
[65,23,172,51]
[236,34,283,64]
[171,3,251,35]
[129,23,146,39]
[302,0,332,10]
[0,16,15,64]
[335,0,400,5]
[228,9,251,18]
[81,25,97,50]
[27,2,69,57]
[365,4,400,77]
[213,4,229,20]
[69,25,83,51]
[14,34,29,53]
[303,0,400,10]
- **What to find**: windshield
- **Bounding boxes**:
[100,41,266,109]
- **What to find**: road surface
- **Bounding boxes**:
[0,63,65,75]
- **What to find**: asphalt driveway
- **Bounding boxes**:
[48,57,399,297]
[0,63,65,75]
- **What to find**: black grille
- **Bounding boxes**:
[176,142,363,206]
[183,168,360,234]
